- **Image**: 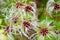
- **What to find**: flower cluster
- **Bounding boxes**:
[0,0,38,40]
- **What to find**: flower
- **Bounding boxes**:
[54,29,60,34]
[54,3,60,10]
[22,20,30,27]
[46,0,60,17]
[16,2,23,8]
[12,17,18,23]
[40,27,48,36]
[30,20,57,40]
[25,5,33,11]
[5,25,12,32]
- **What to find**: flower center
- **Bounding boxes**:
[54,29,60,34]
[54,3,60,10]
[16,2,23,8]
[5,25,12,32]
[25,6,33,11]
[22,20,30,27]
[12,17,18,23]
[40,27,48,36]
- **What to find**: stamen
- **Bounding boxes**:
[54,3,60,10]
[40,27,48,36]
[22,20,30,27]
[5,25,12,32]
[54,29,60,34]
[12,17,18,23]
[25,6,33,12]
[16,2,23,8]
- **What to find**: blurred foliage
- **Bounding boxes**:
[36,0,48,8]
